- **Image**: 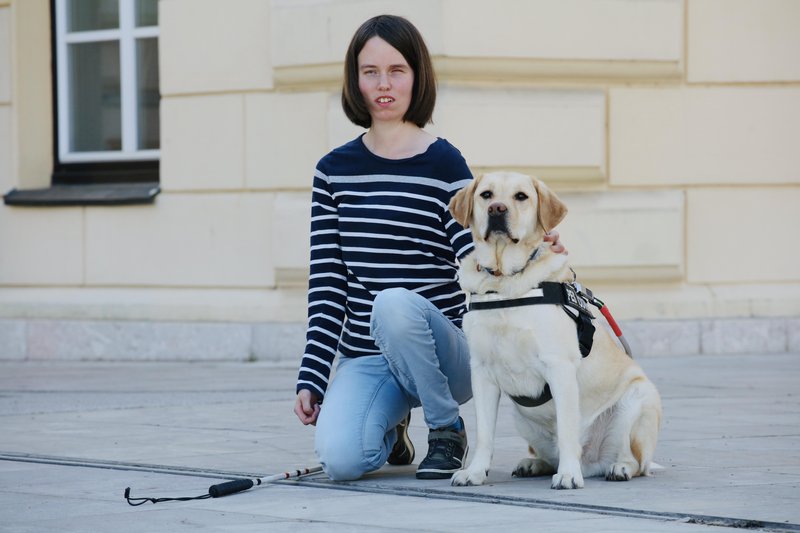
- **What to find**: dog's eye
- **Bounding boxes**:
[480,191,493,200]
[514,192,529,201]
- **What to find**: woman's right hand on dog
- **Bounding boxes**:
[544,230,568,255]
[294,389,321,425]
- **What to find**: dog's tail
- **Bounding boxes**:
[631,401,662,477]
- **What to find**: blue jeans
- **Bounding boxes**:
[314,287,472,480]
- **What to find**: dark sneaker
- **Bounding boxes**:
[416,417,468,479]
[387,412,415,466]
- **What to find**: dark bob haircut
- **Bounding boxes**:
[341,15,436,129]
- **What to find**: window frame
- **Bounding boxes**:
[50,0,160,185]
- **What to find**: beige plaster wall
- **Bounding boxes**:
[0,104,10,193]
[610,87,800,186]
[160,0,272,94]
[688,0,800,83]
[1,0,799,336]
[0,5,10,103]
[0,4,10,191]
[3,0,52,189]
[687,188,800,284]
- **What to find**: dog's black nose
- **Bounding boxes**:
[488,202,507,217]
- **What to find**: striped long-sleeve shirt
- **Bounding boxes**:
[296,135,475,399]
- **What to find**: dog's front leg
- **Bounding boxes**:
[451,368,500,486]
[545,360,584,489]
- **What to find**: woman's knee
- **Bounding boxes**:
[371,288,423,337]
[373,287,417,316]
[316,433,383,481]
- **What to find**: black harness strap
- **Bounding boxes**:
[469,282,595,357]
[468,281,596,408]
[510,384,552,408]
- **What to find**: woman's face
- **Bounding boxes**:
[357,36,414,125]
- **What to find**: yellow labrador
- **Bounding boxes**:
[449,172,662,489]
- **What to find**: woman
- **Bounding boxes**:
[293,15,561,481]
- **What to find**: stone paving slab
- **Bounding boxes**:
[0,353,798,532]
[0,461,776,533]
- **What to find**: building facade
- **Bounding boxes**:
[1,0,799,362]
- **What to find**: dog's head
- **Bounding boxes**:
[449,172,567,247]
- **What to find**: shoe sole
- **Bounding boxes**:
[415,469,459,479]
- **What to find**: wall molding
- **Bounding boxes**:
[273,57,683,90]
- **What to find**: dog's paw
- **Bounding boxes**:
[606,463,634,481]
[451,468,488,487]
[551,471,584,490]
[512,458,555,478]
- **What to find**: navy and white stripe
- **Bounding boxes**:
[296,135,474,399]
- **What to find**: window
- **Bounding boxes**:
[54,0,160,183]
[4,0,160,205]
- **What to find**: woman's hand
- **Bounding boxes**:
[294,389,321,426]
[544,230,567,255]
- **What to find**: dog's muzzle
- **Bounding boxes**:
[485,202,510,239]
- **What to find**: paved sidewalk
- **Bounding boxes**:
[1,353,798,532]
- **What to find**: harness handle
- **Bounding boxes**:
[595,300,622,337]
[588,296,633,357]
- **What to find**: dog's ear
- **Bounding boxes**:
[533,177,568,232]
[448,175,482,228]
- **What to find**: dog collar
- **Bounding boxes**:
[477,247,541,277]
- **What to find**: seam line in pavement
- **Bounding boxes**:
[303,480,799,532]
[2,451,798,532]
[0,451,265,481]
